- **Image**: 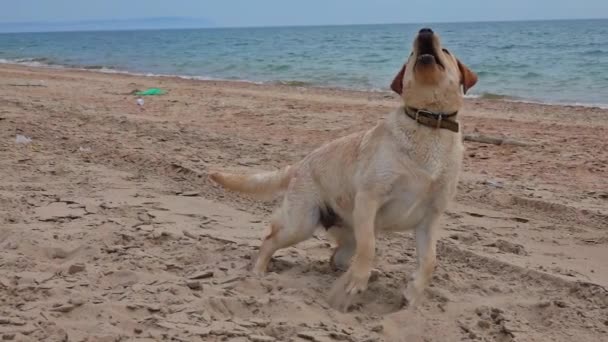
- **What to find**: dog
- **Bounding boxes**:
[209,27,477,311]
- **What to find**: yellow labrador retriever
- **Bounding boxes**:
[210,28,477,311]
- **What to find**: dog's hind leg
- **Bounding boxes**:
[327,227,356,271]
[252,182,320,276]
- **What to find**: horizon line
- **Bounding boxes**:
[1,16,606,34]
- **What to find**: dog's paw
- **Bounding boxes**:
[329,249,348,272]
[251,260,269,277]
[207,171,221,182]
[329,244,355,272]
[327,269,370,312]
[402,282,423,309]
[251,268,266,277]
[248,254,268,277]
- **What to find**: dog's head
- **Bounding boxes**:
[391,28,478,112]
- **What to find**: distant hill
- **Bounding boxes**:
[0,17,214,33]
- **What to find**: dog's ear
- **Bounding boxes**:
[390,64,406,95]
[456,59,478,94]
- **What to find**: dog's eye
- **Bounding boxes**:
[442,48,451,55]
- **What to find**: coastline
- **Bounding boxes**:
[1,62,607,341]
[2,58,607,110]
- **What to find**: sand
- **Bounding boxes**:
[0,64,607,342]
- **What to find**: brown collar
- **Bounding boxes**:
[404,106,460,133]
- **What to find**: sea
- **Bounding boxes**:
[1,19,607,107]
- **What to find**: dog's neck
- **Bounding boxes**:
[387,106,464,176]
[389,106,463,138]
[402,106,459,133]
[392,105,462,137]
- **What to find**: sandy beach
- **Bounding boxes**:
[1,63,607,341]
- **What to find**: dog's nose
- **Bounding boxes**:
[419,28,434,35]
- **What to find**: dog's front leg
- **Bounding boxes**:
[403,212,441,308]
[328,191,379,312]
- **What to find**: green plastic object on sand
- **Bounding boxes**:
[136,88,167,96]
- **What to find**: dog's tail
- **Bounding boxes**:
[208,165,295,200]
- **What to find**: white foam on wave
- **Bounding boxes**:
[0,58,55,68]
[465,94,608,109]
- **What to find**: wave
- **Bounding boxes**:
[271,80,313,87]
[497,44,516,50]
[522,71,542,79]
[469,92,522,101]
[14,57,51,63]
[475,70,501,77]
[265,64,291,72]
[0,57,59,68]
[82,65,112,70]
[467,93,608,109]
[0,57,119,73]
[584,49,608,56]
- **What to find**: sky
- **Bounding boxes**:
[2,0,608,27]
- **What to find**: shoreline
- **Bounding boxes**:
[2,59,607,110]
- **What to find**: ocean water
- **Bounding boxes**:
[1,20,607,106]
